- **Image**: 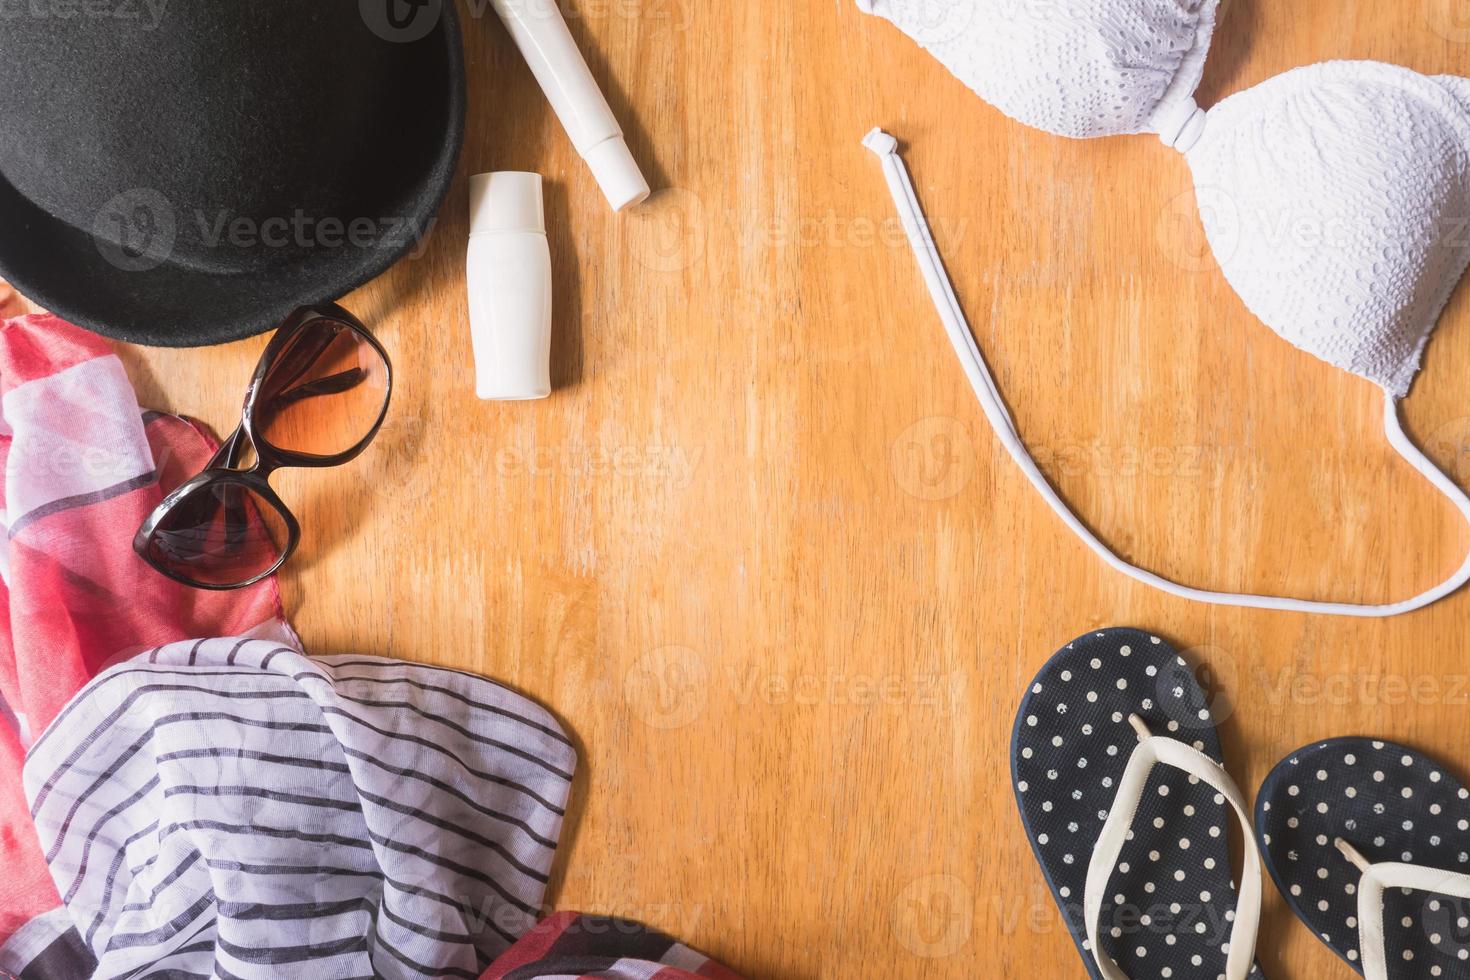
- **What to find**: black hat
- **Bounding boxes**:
[0,0,465,346]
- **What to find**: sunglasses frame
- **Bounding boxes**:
[133,303,392,590]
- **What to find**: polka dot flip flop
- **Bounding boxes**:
[1256,738,1470,979]
[1011,627,1266,980]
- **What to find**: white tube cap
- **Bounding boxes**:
[583,135,650,211]
[469,171,545,234]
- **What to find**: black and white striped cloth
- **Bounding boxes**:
[13,636,576,980]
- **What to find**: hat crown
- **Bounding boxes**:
[1,0,452,274]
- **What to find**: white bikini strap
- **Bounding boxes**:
[864,127,1470,618]
[1337,838,1470,980]
[1083,716,1262,980]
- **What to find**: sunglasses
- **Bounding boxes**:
[134,303,392,590]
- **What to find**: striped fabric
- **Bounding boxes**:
[481,912,744,980]
[0,313,285,945]
[20,636,576,980]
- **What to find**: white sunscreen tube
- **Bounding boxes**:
[488,0,651,210]
[467,172,553,400]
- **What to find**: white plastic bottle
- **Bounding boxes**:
[467,171,553,400]
[487,0,650,211]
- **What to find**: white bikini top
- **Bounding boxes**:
[859,0,1470,617]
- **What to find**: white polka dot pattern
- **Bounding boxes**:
[1256,738,1470,978]
[856,0,1219,139]
[1012,628,1266,978]
[1186,62,1470,397]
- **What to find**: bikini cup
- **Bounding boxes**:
[861,1,1470,615]
[1186,62,1470,398]
[856,0,1221,141]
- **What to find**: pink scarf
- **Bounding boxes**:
[0,313,288,943]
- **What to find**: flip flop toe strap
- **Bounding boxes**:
[1338,839,1470,980]
[1084,722,1262,980]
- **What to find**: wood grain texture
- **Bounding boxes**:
[93,0,1470,975]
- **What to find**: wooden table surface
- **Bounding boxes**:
[98,1,1470,976]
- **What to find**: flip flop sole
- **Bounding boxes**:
[1256,737,1470,976]
[1012,627,1264,979]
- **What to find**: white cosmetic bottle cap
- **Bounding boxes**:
[467,172,553,401]
[469,171,545,234]
[583,135,651,211]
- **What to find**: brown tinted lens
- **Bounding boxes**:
[255,319,389,458]
[146,481,289,587]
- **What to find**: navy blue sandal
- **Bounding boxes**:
[1011,628,1266,979]
[1257,738,1470,979]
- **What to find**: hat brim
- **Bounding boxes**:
[0,7,464,348]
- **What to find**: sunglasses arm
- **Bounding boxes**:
[205,426,250,471]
